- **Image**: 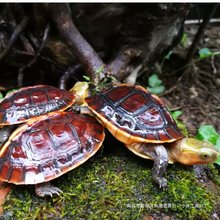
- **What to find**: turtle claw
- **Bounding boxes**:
[35,182,63,197]
[158,178,168,190]
[153,176,168,190]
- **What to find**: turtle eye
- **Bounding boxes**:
[200,153,209,160]
[200,148,219,163]
[200,150,212,161]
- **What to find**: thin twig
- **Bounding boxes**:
[9,3,35,55]
[211,55,217,74]
[15,50,65,70]
[17,23,50,87]
[206,90,220,102]
[59,64,82,90]
[0,17,28,62]
[163,73,185,95]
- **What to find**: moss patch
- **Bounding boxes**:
[2,155,219,220]
[208,164,220,186]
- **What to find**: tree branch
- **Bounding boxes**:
[46,3,105,85]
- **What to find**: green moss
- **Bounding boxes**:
[2,156,219,220]
[208,164,220,186]
[151,166,215,219]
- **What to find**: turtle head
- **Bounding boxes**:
[170,138,219,165]
[70,81,90,105]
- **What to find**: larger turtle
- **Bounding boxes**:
[0,85,105,196]
[84,84,219,188]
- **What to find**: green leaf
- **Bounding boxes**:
[215,157,220,166]
[148,74,162,88]
[196,124,219,145]
[0,92,3,100]
[83,75,91,82]
[147,74,165,95]
[147,85,165,95]
[215,137,220,152]
[95,65,104,75]
[214,138,220,166]
[181,32,188,47]
[214,138,220,165]
[171,110,183,120]
[164,50,173,60]
[196,124,220,165]
[199,48,213,59]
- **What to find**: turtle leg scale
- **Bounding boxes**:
[141,144,169,189]
[148,145,168,189]
[152,156,168,189]
[35,182,63,197]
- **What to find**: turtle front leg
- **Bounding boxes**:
[150,145,169,189]
[35,182,63,197]
[127,143,169,189]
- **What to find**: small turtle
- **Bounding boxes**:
[85,84,219,188]
[0,85,104,197]
[0,111,104,197]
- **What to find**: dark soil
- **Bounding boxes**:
[162,24,220,135]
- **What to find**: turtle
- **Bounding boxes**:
[0,85,105,197]
[84,83,219,188]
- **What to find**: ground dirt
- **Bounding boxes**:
[162,23,220,135]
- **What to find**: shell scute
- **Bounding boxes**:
[85,96,105,112]
[11,145,27,159]
[14,94,30,106]
[31,90,48,104]
[166,126,182,139]
[0,161,10,181]
[136,106,164,127]
[106,86,131,102]
[0,112,105,184]
[9,167,23,183]
[158,129,171,141]
[121,92,148,113]
[25,131,54,157]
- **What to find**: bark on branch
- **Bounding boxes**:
[46,3,105,85]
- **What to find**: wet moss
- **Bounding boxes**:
[2,155,219,219]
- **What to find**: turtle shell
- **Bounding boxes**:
[0,85,75,125]
[85,84,183,145]
[0,111,104,184]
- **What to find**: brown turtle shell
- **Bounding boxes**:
[0,85,75,125]
[85,84,183,145]
[0,111,104,184]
